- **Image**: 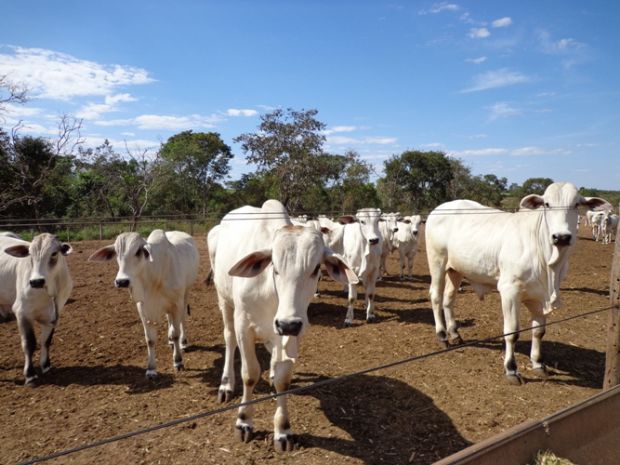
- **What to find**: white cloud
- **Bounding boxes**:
[511,146,571,157]
[95,113,223,130]
[538,31,584,54]
[469,27,490,39]
[323,125,358,135]
[419,2,460,15]
[465,56,487,64]
[449,147,508,157]
[226,108,258,117]
[421,142,444,148]
[326,135,397,146]
[488,102,521,120]
[0,46,153,100]
[1,102,43,117]
[77,93,137,119]
[492,17,512,28]
[461,68,531,92]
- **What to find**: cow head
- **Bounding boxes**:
[520,182,610,250]
[228,225,358,357]
[88,232,152,289]
[4,233,72,292]
[355,208,383,247]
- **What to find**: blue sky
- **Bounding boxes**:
[1,1,619,189]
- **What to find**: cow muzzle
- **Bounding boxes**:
[29,278,45,289]
[115,278,130,288]
[275,318,303,336]
[368,238,379,245]
[552,233,572,247]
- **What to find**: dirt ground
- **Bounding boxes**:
[0,227,615,465]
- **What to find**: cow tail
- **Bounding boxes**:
[204,268,214,286]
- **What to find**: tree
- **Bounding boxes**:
[378,150,453,212]
[157,131,233,215]
[234,108,327,209]
[0,75,27,113]
[521,177,554,195]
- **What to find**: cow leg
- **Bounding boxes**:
[407,251,415,278]
[525,302,548,378]
[17,316,37,385]
[137,303,158,379]
[345,283,357,326]
[39,323,56,375]
[498,282,523,385]
[235,330,260,443]
[364,276,378,323]
[180,291,190,349]
[272,359,295,452]
[218,298,236,402]
[428,259,448,348]
[398,248,406,280]
[167,307,184,371]
[443,269,463,344]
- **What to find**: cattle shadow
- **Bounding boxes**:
[294,372,470,464]
[470,339,604,388]
[22,365,175,393]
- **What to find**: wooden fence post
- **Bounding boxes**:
[603,203,620,390]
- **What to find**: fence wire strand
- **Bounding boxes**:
[18,303,618,465]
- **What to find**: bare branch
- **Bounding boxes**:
[55,115,84,156]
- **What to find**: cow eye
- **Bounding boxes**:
[273,269,279,276]
[544,202,550,208]
[312,264,320,277]
[49,253,58,266]
[360,220,366,225]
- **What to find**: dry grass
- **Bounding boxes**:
[532,450,578,465]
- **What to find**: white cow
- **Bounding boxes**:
[317,216,345,254]
[340,208,384,325]
[586,210,605,241]
[89,230,199,378]
[1,233,73,384]
[425,183,609,384]
[208,200,356,452]
[602,211,618,244]
[378,212,399,277]
[394,215,423,279]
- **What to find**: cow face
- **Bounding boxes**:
[228,226,357,354]
[356,208,383,247]
[88,232,152,288]
[408,215,422,239]
[520,182,611,248]
[5,233,72,291]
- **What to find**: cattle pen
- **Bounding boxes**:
[0,213,618,465]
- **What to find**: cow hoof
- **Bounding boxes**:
[344,319,354,327]
[174,363,184,372]
[24,375,38,386]
[145,369,158,379]
[218,388,234,403]
[234,424,253,443]
[450,335,464,345]
[366,315,377,323]
[437,339,449,349]
[531,366,549,379]
[506,373,524,385]
[41,365,52,375]
[274,433,296,453]
[181,339,189,350]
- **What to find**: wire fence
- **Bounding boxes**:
[18,303,618,465]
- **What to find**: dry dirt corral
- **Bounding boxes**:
[0,228,615,465]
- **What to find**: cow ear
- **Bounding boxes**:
[142,244,153,262]
[229,249,272,277]
[88,245,116,262]
[4,245,30,258]
[581,196,612,211]
[337,215,357,225]
[322,251,359,285]
[520,194,545,210]
[403,219,411,224]
[60,243,73,256]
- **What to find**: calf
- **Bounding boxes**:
[209,200,356,452]
[378,212,399,277]
[2,233,73,384]
[89,230,199,378]
[394,215,423,279]
[425,183,609,384]
[340,208,384,325]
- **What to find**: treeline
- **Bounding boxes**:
[1,108,617,224]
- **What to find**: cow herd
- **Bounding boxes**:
[0,181,614,452]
